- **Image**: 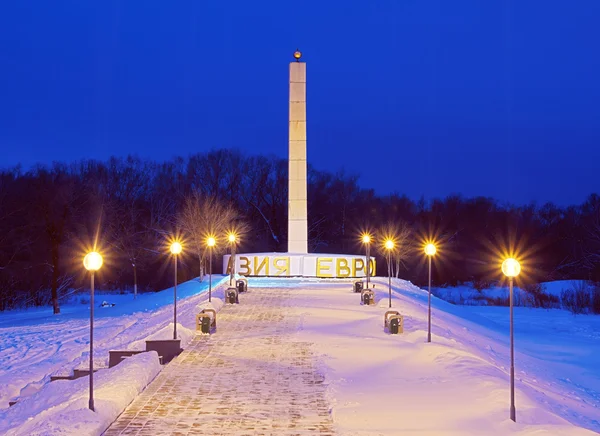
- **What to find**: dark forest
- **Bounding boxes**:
[2,149,600,312]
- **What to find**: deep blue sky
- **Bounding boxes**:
[1,1,599,206]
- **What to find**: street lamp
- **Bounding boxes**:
[362,233,372,288]
[384,239,395,308]
[228,233,237,286]
[502,257,521,423]
[424,243,437,343]
[83,251,103,412]
[207,236,216,302]
[170,241,182,340]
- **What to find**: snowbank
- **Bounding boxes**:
[541,280,588,297]
[432,280,574,307]
[0,276,229,409]
[0,351,161,436]
[126,322,196,351]
[281,277,600,435]
[195,295,225,314]
[3,276,599,435]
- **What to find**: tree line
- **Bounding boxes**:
[1,149,600,312]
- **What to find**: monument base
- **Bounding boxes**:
[223,253,375,279]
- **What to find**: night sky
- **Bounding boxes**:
[1,1,599,206]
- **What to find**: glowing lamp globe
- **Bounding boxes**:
[207,236,216,248]
[170,241,182,255]
[228,233,236,243]
[293,49,302,60]
[425,243,437,256]
[83,252,103,272]
[385,240,394,250]
[362,234,371,244]
[502,258,521,278]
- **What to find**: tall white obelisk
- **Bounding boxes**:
[288,50,308,253]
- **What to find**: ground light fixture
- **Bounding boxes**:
[362,233,372,288]
[384,239,395,308]
[424,243,436,343]
[170,241,183,340]
[502,257,521,422]
[83,251,103,412]
[207,236,216,302]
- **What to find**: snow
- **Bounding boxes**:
[125,299,224,350]
[1,351,161,436]
[0,275,230,409]
[1,275,599,435]
[542,280,591,297]
[283,277,600,435]
[434,280,592,307]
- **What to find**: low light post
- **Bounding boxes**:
[424,243,437,343]
[385,239,395,308]
[362,234,372,288]
[502,257,521,423]
[169,241,182,340]
[207,236,216,302]
[83,251,103,412]
[228,233,237,286]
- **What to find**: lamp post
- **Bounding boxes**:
[207,236,216,302]
[170,241,182,340]
[502,257,521,423]
[384,239,395,308]
[362,234,371,288]
[83,251,103,412]
[424,243,437,343]
[228,233,236,286]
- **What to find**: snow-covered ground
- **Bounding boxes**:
[1,276,599,435]
[0,276,229,410]
[286,277,600,435]
[1,352,162,436]
[433,279,587,307]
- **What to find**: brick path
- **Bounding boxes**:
[104,287,335,436]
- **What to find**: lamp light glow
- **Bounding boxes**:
[83,252,103,272]
[425,243,437,256]
[502,258,521,277]
[170,241,182,255]
[385,239,394,250]
[362,234,371,244]
[207,236,216,247]
[228,233,236,243]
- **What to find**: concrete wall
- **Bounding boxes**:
[223,253,377,278]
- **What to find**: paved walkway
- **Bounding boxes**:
[104,287,334,436]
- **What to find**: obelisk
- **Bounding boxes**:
[288,50,308,253]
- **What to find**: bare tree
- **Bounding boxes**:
[109,204,151,298]
[583,208,600,271]
[0,170,28,271]
[179,193,243,279]
[375,221,413,278]
[104,157,152,298]
[240,156,286,249]
[33,164,80,314]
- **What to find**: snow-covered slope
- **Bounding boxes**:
[0,276,229,409]
[1,276,598,435]
[285,277,599,435]
[434,280,592,307]
[2,352,162,436]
